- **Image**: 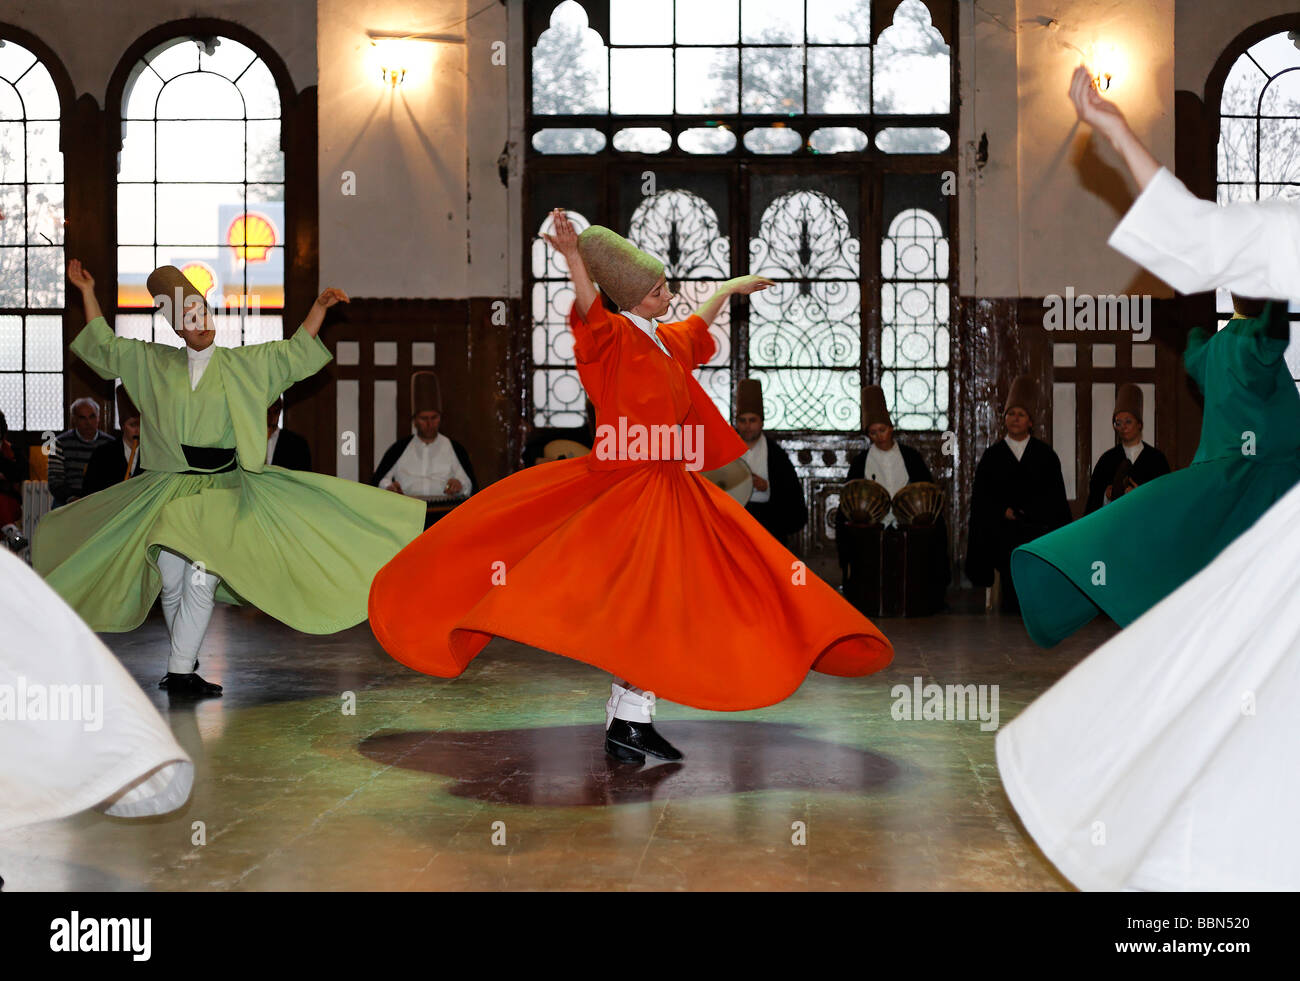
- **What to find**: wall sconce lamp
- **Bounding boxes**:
[367,30,466,89]
[1088,42,1121,92]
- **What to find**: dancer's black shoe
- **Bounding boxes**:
[603,735,646,765]
[158,659,200,688]
[605,718,683,762]
[160,672,223,697]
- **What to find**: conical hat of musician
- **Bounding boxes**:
[736,378,764,419]
[1003,375,1037,419]
[411,371,441,415]
[577,225,665,312]
[862,384,892,429]
[1113,383,1142,424]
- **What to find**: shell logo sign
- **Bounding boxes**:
[179,262,217,301]
[228,212,277,263]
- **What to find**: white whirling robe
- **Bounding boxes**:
[0,548,192,833]
[1109,166,1300,300]
[998,164,1300,889]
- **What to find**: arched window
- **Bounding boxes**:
[881,207,949,429]
[115,34,284,348]
[627,189,732,415]
[526,0,956,440]
[0,36,64,431]
[1215,27,1300,387]
[532,209,593,426]
[749,190,861,430]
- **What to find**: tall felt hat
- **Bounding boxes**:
[411,371,442,415]
[577,225,664,312]
[115,385,139,424]
[1113,382,1143,424]
[862,384,892,428]
[1003,375,1037,419]
[736,378,764,419]
[145,265,209,333]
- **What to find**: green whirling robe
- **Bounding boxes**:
[33,317,426,633]
[1010,300,1300,647]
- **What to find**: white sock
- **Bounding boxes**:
[606,680,656,729]
[157,550,219,674]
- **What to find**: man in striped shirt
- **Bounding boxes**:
[48,397,113,507]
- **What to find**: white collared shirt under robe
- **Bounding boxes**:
[378,433,472,498]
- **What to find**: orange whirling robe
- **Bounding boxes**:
[367,297,894,710]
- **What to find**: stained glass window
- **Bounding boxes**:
[0,38,63,431]
[116,35,283,349]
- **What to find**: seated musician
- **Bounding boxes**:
[266,396,313,472]
[734,377,807,547]
[1085,383,1170,513]
[840,384,950,608]
[372,371,476,528]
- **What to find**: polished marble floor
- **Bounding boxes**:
[0,565,1119,891]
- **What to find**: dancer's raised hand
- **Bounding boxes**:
[542,208,580,257]
[67,259,94,292]
[1069,65,1127,140]
[315,287,349,309]
[1068,63,1161,189]
[724,275,775,296]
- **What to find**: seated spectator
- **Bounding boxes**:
[83,387,144,496]
[47,397,114,507]
[0,410,28,528]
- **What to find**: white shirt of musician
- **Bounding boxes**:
[623,311,672,358]
[865,443,909,528]
[1123,441,1142,463]
[742,437,771,503]
[1004,435,1029,461]
[187,343,215,390]
[378,434,472,498]
[266,428,280,466]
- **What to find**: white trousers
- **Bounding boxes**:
[156,550,219,675]
[606,678,656,729]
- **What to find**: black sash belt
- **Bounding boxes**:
[180,444,238,474]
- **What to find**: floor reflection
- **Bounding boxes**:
[359,721,902,807]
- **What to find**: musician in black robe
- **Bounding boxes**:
[965,375,1072,614]
[841,385,950,608]
[82,387,143,496]
[733,378,807,547]
[266,396,313,472]
[1085,383,1170,513]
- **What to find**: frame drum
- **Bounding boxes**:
[701,458,753,506]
